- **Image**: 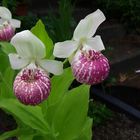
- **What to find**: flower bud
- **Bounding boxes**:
[71,50,110,85]
[0,23,15,41]
[13,68,51,105]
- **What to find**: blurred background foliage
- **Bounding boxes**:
[1,0,140,42]
[96,0,140,33]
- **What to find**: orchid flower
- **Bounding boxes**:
[0,6,21,41]
[53,9,110,85]
[8,30,63,105]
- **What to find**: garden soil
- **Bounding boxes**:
[93,111,140,140]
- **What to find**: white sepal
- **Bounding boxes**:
[73,9,106,41]
[53,40,78,58]
[10,19,21,28]
[0,6,12,20]
[38,59,63,75]
[10,30,46,59]
[85,9,106,36]
[8,53,29,70]
[73,18,94,41]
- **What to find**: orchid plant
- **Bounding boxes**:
[8,30,63,105]
[54,9,110,85]
[0,7,109,140]
[0,6,20,41]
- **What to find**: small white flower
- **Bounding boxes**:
[0,6,21,41]
[0,6,21,28]
[8,30,63,75]
[53,9,105,59]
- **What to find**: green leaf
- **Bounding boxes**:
[0,98,50,134]
[33,135,47,140]
[0,42,16,54]
[0,127,35,140]
[31,20,54,58]
[52,85,90,140]
[44,101,60,126]
[19,134,35,140]
[42,67,74,126]
[0,129,19,140]
[0,49,10,73]
[75,117,93,140]
[47,67,74,106]
[0,67,15,98]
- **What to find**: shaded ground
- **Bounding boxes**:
[118,73,140,89]
[93,111,140,140]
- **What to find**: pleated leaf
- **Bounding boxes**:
[0,99,50,134]
[52,85,90,140]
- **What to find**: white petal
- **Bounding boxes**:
[38,59,63,75]
[8,53,29,70]
[11,30,46,59]
[73,9,105,41]
[83,36,105,51]
[53,40,78,58]
[10,19,21,28]
[0,6,12,20]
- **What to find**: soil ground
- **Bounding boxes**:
[93,111,140,140]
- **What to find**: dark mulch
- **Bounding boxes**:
[93,112,140,140]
